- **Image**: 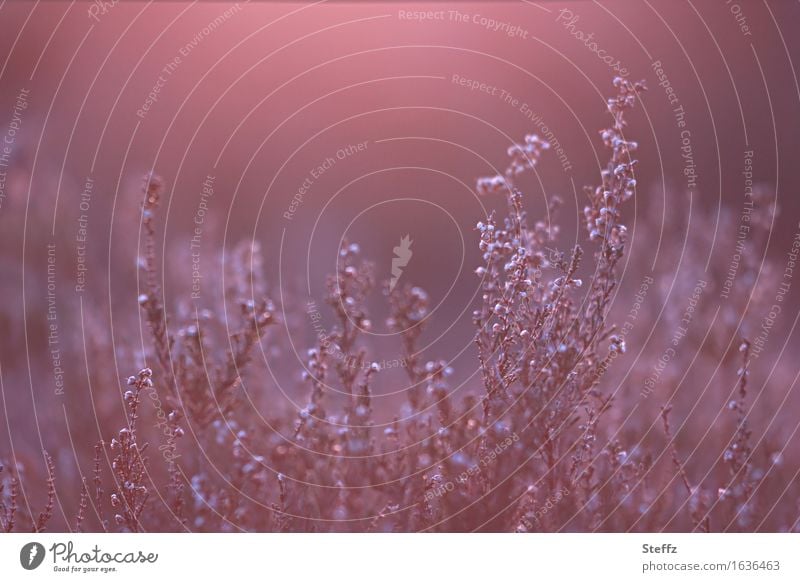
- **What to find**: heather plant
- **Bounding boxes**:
[138,175,277,428]
[0,453,55,533]
[1,78,798,533]
[0,463,19,532]
[468,78,645,530]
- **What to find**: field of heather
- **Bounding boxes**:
[1,2,799,534]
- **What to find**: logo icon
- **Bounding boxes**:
[20,542,46,570]
[389,235,413,292]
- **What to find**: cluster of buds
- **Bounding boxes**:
[387,285,430,333]
[506,134,551,177]
[476,134,550,197]
[327,241,374,334]
[608,334,627,354]
[476,174,509,197]
[584,78,646,251]
[240,298,276,329]
[583,167,634,250]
